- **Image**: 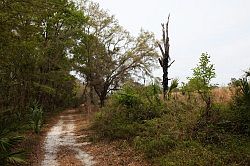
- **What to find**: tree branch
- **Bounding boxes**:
[168,60,175,67]
[157,42,165,56]
[158,58,163,67]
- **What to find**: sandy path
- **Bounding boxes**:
[38,107,150,166]
[41,109,95,166]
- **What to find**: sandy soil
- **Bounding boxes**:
[32,107,150,166]
[41,109,95,166]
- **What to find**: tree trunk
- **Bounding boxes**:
[99,91,107,107]
[157,15,174,100]
[163,57,169,99]
[205,96,211,119]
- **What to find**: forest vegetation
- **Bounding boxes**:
[0,0,249,165]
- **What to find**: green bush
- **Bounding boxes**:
[134,135,176,158]
[114,88,142,109]
[113,83,163,120]
[92,81,250,165]
[92,83,164,139]
[231,77,250,135]
[156,138,250,166]
[92,107,142,139]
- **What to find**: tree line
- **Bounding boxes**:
[0,0,159,128]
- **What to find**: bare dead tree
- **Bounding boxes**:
[157,15,175,99]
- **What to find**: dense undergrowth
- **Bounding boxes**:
[92,81,250,165]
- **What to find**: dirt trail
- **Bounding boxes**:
[42,109,95,166]
[39,108,149,166]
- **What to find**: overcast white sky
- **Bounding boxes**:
[92,0,250,85]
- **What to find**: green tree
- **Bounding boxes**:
[74,1,158,106]
[33,0,86,110]
[188,53,216,117]
[0,0,87,130]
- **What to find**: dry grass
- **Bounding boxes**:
[162,87,233,105]
[212,87,232,104]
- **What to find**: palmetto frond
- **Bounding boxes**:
[0,136,26,165]
[169,78,179,93]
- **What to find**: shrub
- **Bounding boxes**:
[156,138,250,166]
[0,135,26,165]
[30,101,43,134]
[190,103,236,145]
[92,81,250,166]
[92,107,142,139]
[92,83,164,139]
[114,85,142,108]
[231,77,250,135]
[134,135,176,158]
[112,83,163,122]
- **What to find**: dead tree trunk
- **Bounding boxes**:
[157,15,175,100]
